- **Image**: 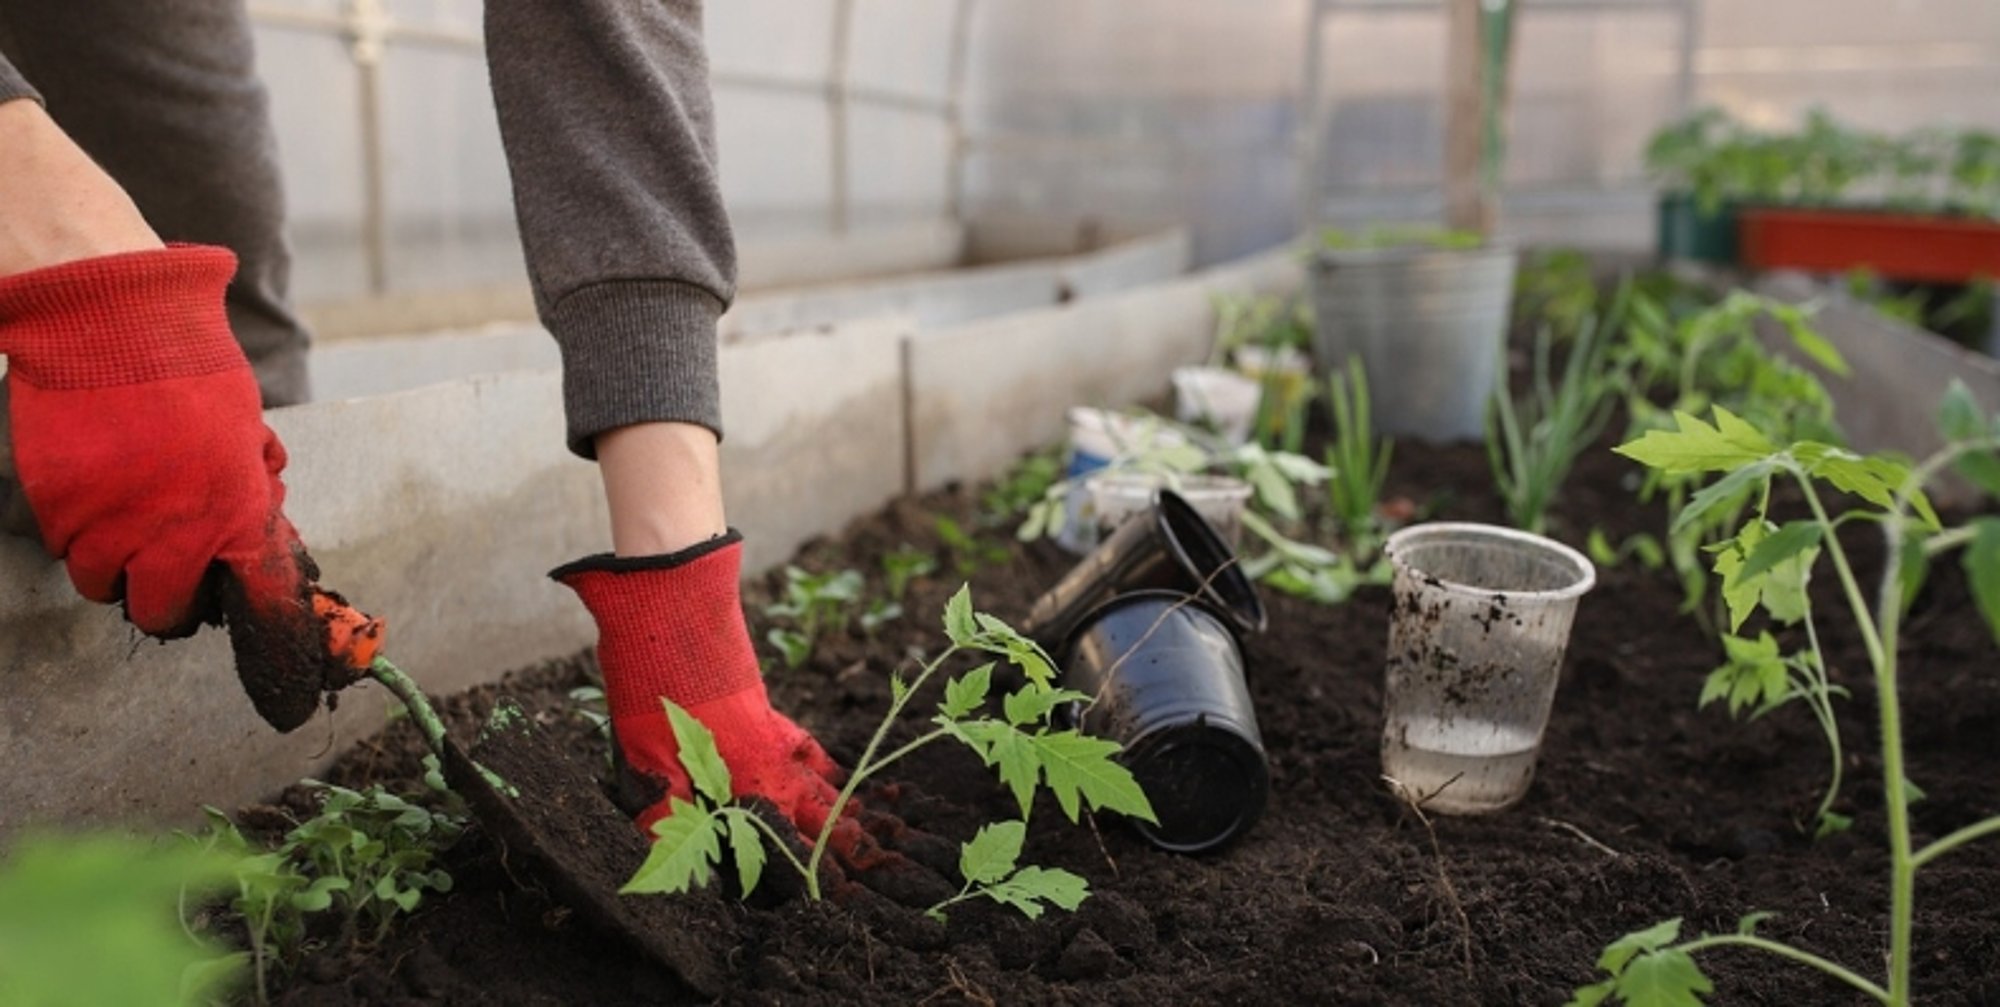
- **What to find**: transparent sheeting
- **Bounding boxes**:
[237,0,2000,308]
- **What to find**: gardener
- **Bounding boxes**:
[0,2,896,875]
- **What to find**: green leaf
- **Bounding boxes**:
[943,584,977,645]
[1815,811,1854,839]
[1588,528,1618,566]
[1616,949,1712,1007]
[622,798,723,895]
[1735,911,1775,936]
[0,836,247,1007]
[1598,918,1683,974]
[663,700,731,805]
[974,722,1043,819]
[940,663,995,719]
[1002,685,1088,727]
[1031,731,1158,824]
[1784,321,1850,377]
[1703,632,1789,717]
[958,820,1026,885]
[1671,461,1773,536]
[1736,521,1823,584]
[767,627,810,669]
[1567,979,1617,1007]
[1965,518,2000,645]
[1956,450,2000,500]
[1247,461,1299,521]
[291,875,351,913]
[1619,410,1770,475]
[724,811,766,898]
[982,866,1090,920]
[1939,380,1987,441]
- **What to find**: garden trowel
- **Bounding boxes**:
[313,590,727,997]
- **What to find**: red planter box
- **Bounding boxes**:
[1738,206,2000,284]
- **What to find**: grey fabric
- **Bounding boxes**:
[1,1,736,454]
[486,0,736,456]
[0,1,310,407]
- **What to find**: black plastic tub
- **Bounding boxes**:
[1024,489,1267,655]
[1060,590,1268,854]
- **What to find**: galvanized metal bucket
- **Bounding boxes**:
[1308,245,1518,443]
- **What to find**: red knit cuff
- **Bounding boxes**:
[556,538,763,720]
[0,244,245,390]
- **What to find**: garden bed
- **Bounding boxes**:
[262,432,2000,1006]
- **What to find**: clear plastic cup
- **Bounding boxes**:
[1380,522,1596,814]
[1059,409,1191,554]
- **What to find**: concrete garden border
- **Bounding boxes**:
[1755,272,2000,508]
[0,237,1296,834]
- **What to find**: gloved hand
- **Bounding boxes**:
[0,244,371,730]
[553,531,953,903]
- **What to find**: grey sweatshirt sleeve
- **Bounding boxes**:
[0,50,40,104]
[484,0,738,459]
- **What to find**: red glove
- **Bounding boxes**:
[0,245,366,730]
[552,533,848,834]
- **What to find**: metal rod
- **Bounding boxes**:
[1676,0,1702,116]
[944,0,979,224]
[248,3,481,52]
[349,0,391,295]
[1298,0,1329,233]
[827,0,855,234]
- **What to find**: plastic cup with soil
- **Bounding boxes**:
[1059,590,1267,854]
[1084,471,1252,549]
[1379,522,1595,815]
[1022,488,1267,654]
[1171,366,1262,445]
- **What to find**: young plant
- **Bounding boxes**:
[0,834,247,1007]
[763,565,865,669]
[1611,287,1849,630]
[184,809,336,1004]
[284,780,463,945]
[625,586,1155,908]
[924,819,1089,923]
[1324,354,1394,556]
[980,447,1062,527]
[1488,280,1627,534]
[1582,387,2000,1006]
[935,515,1010,574]
[880,545,939,602]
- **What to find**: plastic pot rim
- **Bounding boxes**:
[1086,470,1254,503]
[1384,521,1596,602]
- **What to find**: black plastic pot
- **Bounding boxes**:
[1061,590,1268,854]
[1024,489,1267,655]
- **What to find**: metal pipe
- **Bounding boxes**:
[827,0,855,233]
[944,0,978,224]
[349,0,391,295]
[1676,0,1702,115]
[1298,0,1329,233]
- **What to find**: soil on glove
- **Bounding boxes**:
[263,435,2000,1006]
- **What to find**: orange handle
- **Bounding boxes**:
[312,588,386,671]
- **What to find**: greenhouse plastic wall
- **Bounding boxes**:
[1302,0,2000,249]
[248,1,2000,315]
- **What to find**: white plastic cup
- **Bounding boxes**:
[1379,522,1596,815]
[1086,472,1253,549]
[1059,409,1191,555]
[1172,366,1262,445]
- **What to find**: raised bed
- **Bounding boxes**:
[254,432,2000,1005]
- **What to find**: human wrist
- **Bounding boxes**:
[0,99,163,278]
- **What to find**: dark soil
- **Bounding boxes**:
[261,434,2000,1006]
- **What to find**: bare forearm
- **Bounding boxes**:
[0,99,161,278]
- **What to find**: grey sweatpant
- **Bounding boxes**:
[0,0,735,455]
